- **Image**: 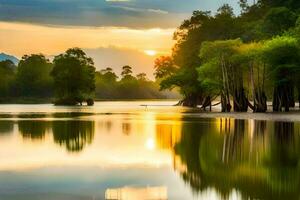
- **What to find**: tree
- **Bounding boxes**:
[0,60,16,98]
[136,73,147,81]
[238,42,268,112]
[198,39,248,112]
[154,56,177,80]
[17,54,53,97]
[95,67,118,99]
[258,0,300,10]
[51,48,96,105]
[262,7,297,37]
[121,65,133,80]
[158,4,243,107]
[99,67,118,82]
[262,36,300,111]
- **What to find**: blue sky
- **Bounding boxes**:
[0,0,240,28]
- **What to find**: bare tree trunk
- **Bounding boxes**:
[220,57,231,112]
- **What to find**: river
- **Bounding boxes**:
[0,101,299,200]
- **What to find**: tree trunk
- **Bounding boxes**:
[298,86,300,109]
[221,91,231,112]
[254,88,267,112]
[220,57,231,112]
[233,88,248,112]
[273,86,281,112]
[180,94,203,107]
[273,84,291,112]
[288,86,295,108]
[201,96,212,111]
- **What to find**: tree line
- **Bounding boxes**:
[0,48,173,105]
[154,0,300,112]
[95,66,176,99]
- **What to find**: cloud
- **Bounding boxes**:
[0,0,240,28]
[0,21,173,78]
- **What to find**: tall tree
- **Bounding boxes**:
[51,48,96,105]
[263,36,300,111]
[121,65,134,80]
[17,54,53,97]
[158,4,243,107]
[238,42,268,112]
[262,7,297,37]
[0,60,16,98]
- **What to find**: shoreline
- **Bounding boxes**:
[0,109,300,122]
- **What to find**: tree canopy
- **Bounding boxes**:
[17,54,53,97]
[51,48,96,105]
[155,0,300,112]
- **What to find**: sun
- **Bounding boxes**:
[144,50,157,56]
[145,138,155,150]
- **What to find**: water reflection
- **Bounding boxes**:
[0,111,300,199]
[122,122,131,135]
[18,120,51,140]
[17,120,95,152]
[0,121,13,135]
[52,121,95,153]
[174,118,300,200]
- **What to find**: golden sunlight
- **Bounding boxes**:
[0,21,174,57]
[145,138,156,150]
[144,50,157,56]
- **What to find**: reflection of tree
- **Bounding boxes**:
[265,122,300,194]
[222,119,245,164]
[18,120,50,140]
[0,121,14,135]
[174,119,300,200]
[52,121,94,153]
[155,123,181,150]
[122,123,131,135]
[174,119,213,191]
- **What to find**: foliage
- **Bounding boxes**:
[262,7,297,37]
[51,48,96,105]
[155,0,300,112]
[17,54,53,97]
[95,66,176,99]
[154,56,177,79]
[0,60,16,97]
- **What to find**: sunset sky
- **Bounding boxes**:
[0,0,239,77]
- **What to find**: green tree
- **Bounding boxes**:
[0,60,16,98]
[51,48,96,105]
[262,36,300,111]
[95,67,118,99]
[262,7,297,37]
[259,0,300,10]
[158,4,243,107]
[198,39,248,112]
[238,42,268,112]
[136,73,147,81]
[17,54,53,97]
[121,65,134,80]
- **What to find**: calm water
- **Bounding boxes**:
[0,101,299,200]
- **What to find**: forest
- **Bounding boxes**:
[0,49,173,105]
[154,0,300,112]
